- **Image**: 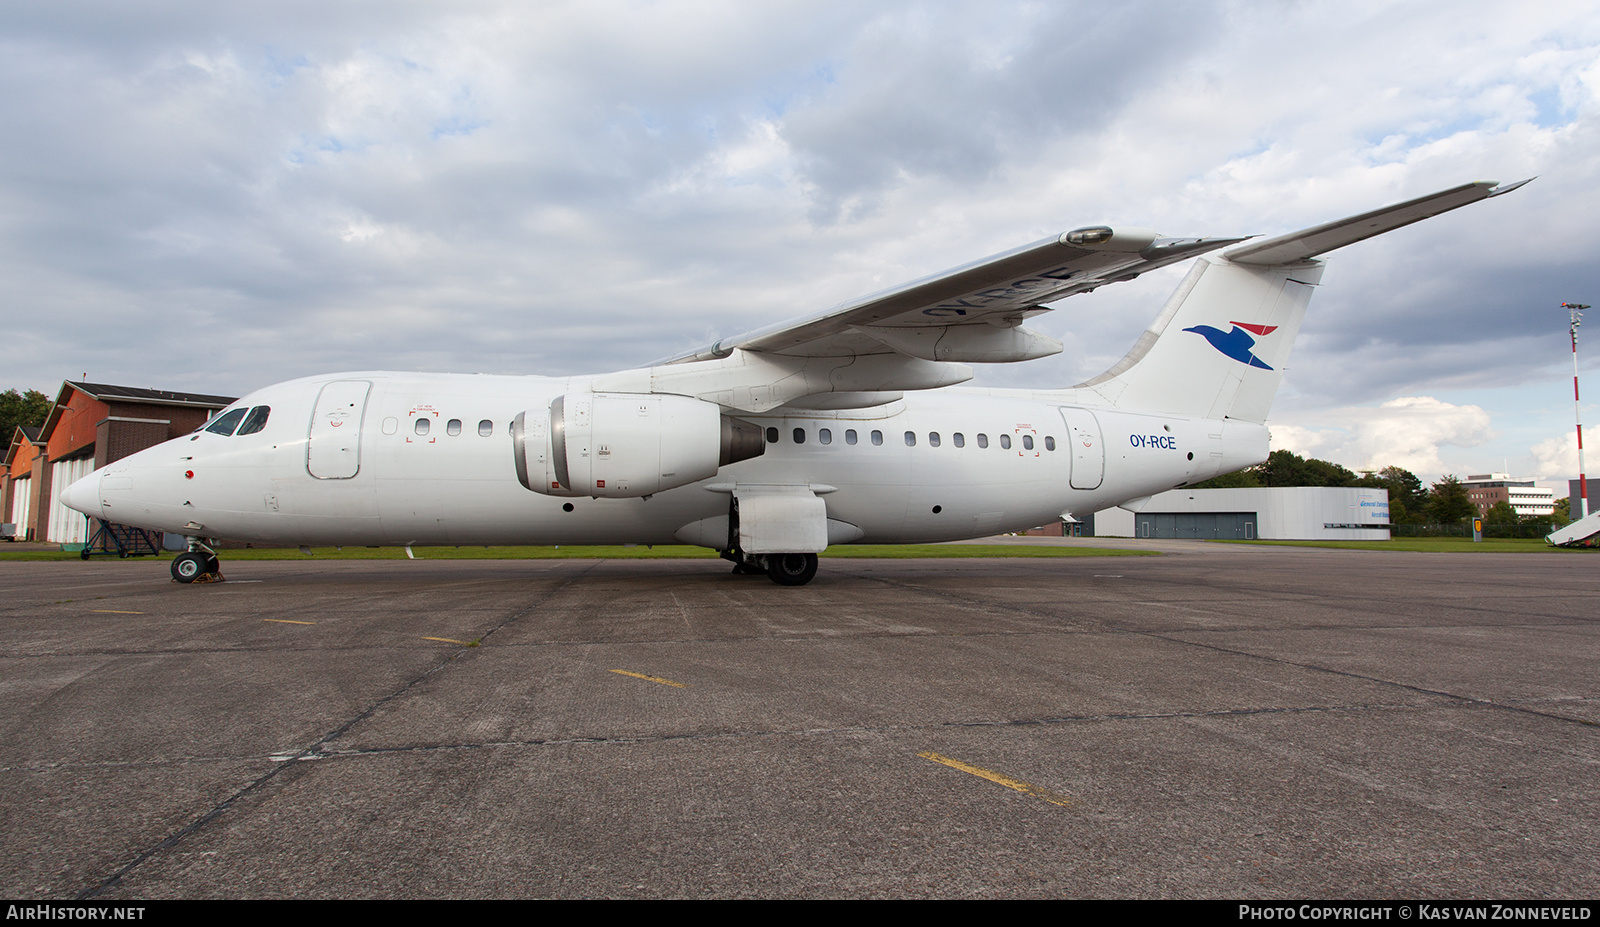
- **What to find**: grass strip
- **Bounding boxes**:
[1210,537,1585,553]
[0,543,1156,562]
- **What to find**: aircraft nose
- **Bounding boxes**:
[60,470,103,518]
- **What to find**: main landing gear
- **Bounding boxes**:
[722,550,820,586]
[171,538,222,584]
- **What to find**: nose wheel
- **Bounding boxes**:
[171,546,222,583]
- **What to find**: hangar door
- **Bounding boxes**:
[1058,407,1104,490]
[307,380,371,479]
[1135,512,1257,540]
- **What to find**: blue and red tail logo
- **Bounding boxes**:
[1183,321,1278,369]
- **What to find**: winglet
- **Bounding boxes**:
[1223,179,1530,266]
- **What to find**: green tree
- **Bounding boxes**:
[0,388,51,443]
[1189,467,1263,489]
[1552,497,1571,525]
[1484,500,1519,526]
[1256,449,1360,487]
[1426,475,1475,525]
[1355,465,1426,524]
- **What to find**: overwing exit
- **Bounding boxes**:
[61,179,1528,584]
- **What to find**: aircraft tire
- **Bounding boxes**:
[204,553,221,574]
[172,552,208,583]
[767,552,818,586]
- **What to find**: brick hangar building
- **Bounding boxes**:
[4,382,234,543]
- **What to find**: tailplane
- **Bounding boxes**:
[1062,179,1528,423]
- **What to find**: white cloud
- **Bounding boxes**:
[0,0,1598,412]
[1530,432,1582,480]
[1270,397,1494,479]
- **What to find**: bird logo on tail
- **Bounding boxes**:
[1183,321,1278,369]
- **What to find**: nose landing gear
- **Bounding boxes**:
[171,539,222,584]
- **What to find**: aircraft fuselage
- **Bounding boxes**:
[70,371,1266,548]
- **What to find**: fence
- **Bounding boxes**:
[1390,522,1558,539]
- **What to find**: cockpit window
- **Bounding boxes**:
[237,406,271,436]
[205,408,248,436]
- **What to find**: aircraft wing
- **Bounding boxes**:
[658,227,1247,366]
[1223,179,1531,265]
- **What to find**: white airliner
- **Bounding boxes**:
[61,180,1525,584]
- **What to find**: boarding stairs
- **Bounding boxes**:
[1546,508,1600,547]
[80,517,164,559]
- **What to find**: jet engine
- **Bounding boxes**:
[513,392,765,497]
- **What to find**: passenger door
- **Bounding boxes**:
[307,380,371,479]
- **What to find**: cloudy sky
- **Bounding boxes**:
[4,1,1598,486]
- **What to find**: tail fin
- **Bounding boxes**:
[1069,256,1320,423]
[1063,179,1527,423]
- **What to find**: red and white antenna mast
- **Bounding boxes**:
[1566,302,1589,519]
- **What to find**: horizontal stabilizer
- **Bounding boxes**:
[1224,179,1531,266]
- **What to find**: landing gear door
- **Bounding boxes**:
[308,379,371,479]
[733,487,828,554]
[1058,407,1104,490]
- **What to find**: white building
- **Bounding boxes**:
[1088,486,1391,541]
[1461,473,1555,518]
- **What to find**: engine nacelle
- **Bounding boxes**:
[513,392,764,497]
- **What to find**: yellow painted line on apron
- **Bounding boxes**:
[263,619,316,625]
[90,609,144,614]
[610,669,688,688]
[422,636,470,644]
[918,752,1075,807]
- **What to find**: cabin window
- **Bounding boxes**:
[447,419,463,436]
[1022,435,1034,450]
[478,420,493,437]
[237,406,271,436]
[382,417,398,435]
[845,429,858,445]
[977,433,988,448]
[415,418,430,436]
[766,427,780,444]
[928,432,941,447]
[205,408,247,436]
[1045,436,1055,451]
[819,428,832,445]
[793,427,806,444]
[871,430,883,446]
[999,434,1011,449]
[904,431,916,447]
[953,433,964,448]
